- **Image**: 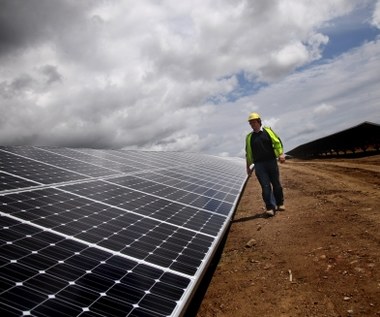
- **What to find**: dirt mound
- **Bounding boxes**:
[196,155,380,317]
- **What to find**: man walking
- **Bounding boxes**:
[245,112,285,216]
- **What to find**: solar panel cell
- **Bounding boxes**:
[65,255,100,271]
[19,253,58,271]
[2,262,38,283]
[139,293,177,315]
[0,172,38,192]
[90,295,133,317]
[57,284,100,307]
[150,282,184,301]
[25,273,69,294]
[92,263,126,280]
[0,243,31,259]
[47,263,86,280]
[32,297,84,317]
[1,285,47,311]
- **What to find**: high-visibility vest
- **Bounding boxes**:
[245,127,283,166]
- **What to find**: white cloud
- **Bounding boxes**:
[275,43,309,69]
[372,0,380,28]
[313,103,336,116]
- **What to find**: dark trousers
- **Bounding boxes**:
[254,159,284,210]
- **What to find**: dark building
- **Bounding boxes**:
[286,121,380,159]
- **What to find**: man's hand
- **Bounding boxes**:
[279,154,286,163]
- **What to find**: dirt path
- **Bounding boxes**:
[196,155,380,317]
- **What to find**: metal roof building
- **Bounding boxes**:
[286,121,380,159]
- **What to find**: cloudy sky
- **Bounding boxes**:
[1,0,380,158]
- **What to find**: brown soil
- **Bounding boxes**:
[196,155,380,317]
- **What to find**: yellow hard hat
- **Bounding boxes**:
[248,112,261,121]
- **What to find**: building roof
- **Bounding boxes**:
[286,121,380,158]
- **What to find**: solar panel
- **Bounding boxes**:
[0,146,246,317]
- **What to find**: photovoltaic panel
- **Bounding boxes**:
[0,146,247,317]
[0,172,39,192]
[0,149,86,185]
[75,148,171,169]
[105,176,233,215]
[0,217,190,317]
[40,147,141,173]
[2,147,119,178]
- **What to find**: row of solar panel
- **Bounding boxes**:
[0,146,246,316]
[0,147,242,194]
[1,216,190,316]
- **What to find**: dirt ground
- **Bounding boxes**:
[196,155,380,317]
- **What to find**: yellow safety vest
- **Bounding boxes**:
[245,127,283,166]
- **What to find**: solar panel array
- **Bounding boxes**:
[0,146,246,317]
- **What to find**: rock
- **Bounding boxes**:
[246,239,257,247]
[354,267,365,273]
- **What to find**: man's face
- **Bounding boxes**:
[249,119,260,132]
